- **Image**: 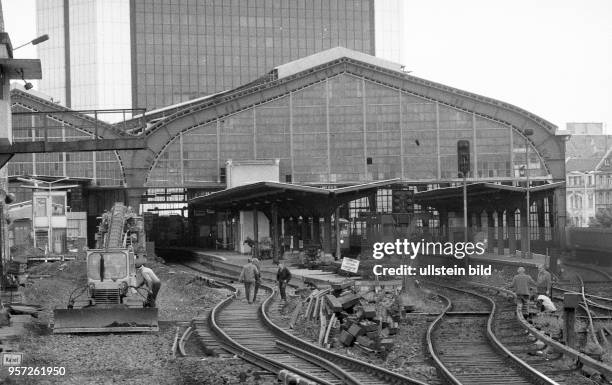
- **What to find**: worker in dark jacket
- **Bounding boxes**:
[536,265,552,297]
[507,266,536,314]
[276,262,292,301]
[251,257,262,302]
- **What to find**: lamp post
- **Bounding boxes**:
[12,34,49,51]
[523,128,534,259]
[12,34,49,90]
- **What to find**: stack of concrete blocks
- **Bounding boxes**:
[323,281,402,355]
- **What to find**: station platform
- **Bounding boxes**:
[157,248,356,286]
[470,249,550,269]
[157,247,552,288]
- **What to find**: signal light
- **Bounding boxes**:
[392,189,414,214]
[3,192,15,204]
[457,140,470,176]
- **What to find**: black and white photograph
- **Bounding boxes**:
[0,0,611,384]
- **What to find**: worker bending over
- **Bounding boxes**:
[135,261,162,307]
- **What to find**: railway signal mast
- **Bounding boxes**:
[457,140,470,266]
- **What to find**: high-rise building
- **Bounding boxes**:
[565,122,604,135]
[373,0,405,65]
[36,0,131,111]
[36,0,404,113]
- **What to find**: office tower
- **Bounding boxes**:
[36,0,403,112]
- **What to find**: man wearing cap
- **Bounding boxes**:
[239,259,259,304]
[536,264,552,298]
[135,261,162,307]
[251,257,262,302]
[507,266,536,314]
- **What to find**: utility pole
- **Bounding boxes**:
[523,129,534,258]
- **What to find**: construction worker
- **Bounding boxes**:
[536,264,552,298]
[239,259,259,304]
[251,257,262,302]
[135,261,162,307]
[536,295,557,312]
[276,262,292,301]
[507,266,536,314]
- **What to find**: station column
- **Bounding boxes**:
[507,208,517,256]
[497,211,505,255]
[486,210,495,253]
[520,207,528,258]
[323,214,332,253]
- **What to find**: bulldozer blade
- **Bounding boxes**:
[53,307,159,334]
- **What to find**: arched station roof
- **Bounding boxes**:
[141,47,566,189]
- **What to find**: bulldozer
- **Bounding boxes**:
[53,203,159,333]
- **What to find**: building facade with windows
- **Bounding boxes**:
[594,150,612,213]
[36,0,405,113]
[566,158,598,227]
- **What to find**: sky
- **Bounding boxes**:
[2,0,611,133]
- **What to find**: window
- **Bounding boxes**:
[35,197,47,217]
[52,195,65,216]
[87,252,128,280]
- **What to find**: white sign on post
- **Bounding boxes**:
[340,257,360,273]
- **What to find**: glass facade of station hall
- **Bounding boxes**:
[9,104,124,201]
[147,73,547,187]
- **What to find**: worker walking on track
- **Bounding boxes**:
[536,264,552,298]
[507,266,536,315]
[135,261,162,308]
[276,263,292,302]
[251,257,262,302]
[239,259,259,304]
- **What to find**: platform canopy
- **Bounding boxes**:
[189,179,400,217]
[415,181,565,212]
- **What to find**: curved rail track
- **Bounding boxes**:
[426,282,560,385]
[467,282,611,384]
[552,263,612,319]
[172,260,428,384]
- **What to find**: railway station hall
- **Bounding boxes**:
[7,47,567,260]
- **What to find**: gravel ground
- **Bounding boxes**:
[275,292,444,385]
[0,259,269,385]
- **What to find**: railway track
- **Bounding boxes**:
[467,282,608,385]
[426,282,560,385]
[560,261,612,283]
[172,260,428,384]
[552,263,612,319]
[169,256,610,384]
[260,286,431,385]
[168,261,241,358]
